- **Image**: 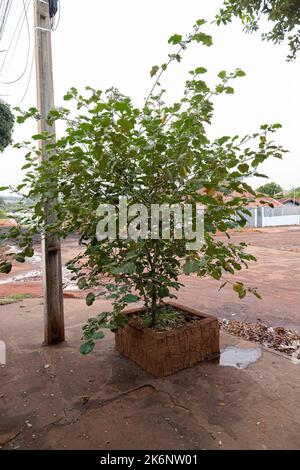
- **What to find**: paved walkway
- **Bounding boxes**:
[1,299,299,450]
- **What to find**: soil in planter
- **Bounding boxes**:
[129,306,202,332]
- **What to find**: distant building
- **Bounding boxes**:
[195,189,300,227]
[223,192,300,228]
[225,191,284,208]
[278,197,300,207]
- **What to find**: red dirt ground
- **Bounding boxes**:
[1,226,300,329]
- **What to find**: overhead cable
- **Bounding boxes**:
[0,0,31,75]
[0,0,30,85]
[0,0,12,41]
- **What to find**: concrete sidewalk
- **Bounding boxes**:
[0,299,299,450]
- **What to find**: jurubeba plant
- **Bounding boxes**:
[0,20,287,354]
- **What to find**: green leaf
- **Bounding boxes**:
[16,116,26,124]
[15,254,25,263]
[150,65,159,77]
[78,278,87,290]
[168,34,183,45]
[233,283,246,299]
[111,262,136,275]
[236,69,246,77]
[218,70,227,79]
[242,183,256,195]
[92,331,105,340]
[24,247,34,258]
[47,109,61,123]
[225,86,234,94]
[22,163,32,170]
[32,134,47,141]
[114,314,129,328]
[86,293,96,306]
[218,282,228,292]
[211,270,222,280]
[238,163,249,173]
[183,259,199,275]
[0,262,12,274]
[0,186,9,191]
[194,67,207,74]
[118,118,134,131]
[34,202,43,217]
[17,183,27,191]
[158,286,170,298]
[192,32,213,46]
[80,341,95,355]
[63,92,73,101]
[253,291,262,300]
[218,136,230,145]
[121,294,140,303]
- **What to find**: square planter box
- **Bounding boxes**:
[115,300,220,377]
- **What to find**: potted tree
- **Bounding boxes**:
[0,20,286,376]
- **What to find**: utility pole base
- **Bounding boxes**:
[42,238,65,345]
[34,0,65,345]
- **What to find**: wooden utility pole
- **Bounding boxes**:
[34,0,65,345]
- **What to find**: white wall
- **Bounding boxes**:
[262,214,300,227]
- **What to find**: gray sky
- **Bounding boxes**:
[1,0,300,191]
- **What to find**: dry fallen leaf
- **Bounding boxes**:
[219,319,300,357]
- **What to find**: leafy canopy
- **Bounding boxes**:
[0,100,14,152]
[256,181,283,197]
[0,20,287,354]
[216,0,300,60]
[287,186,300,198]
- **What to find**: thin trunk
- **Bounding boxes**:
[141,286,150,311]
[151,291,158,327]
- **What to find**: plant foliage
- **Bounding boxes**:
[0,100,14,152]
[256,181,283,197]
[217,0,300,60]
[0,21,287,354]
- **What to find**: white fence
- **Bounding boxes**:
[0,340,6,365]
[242,206,300,228]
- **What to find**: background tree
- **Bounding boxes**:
[216,1,300,60]
[287,186,300,198]
[0,196,4,216]
[257,181,283,197]
[0,100,14,152]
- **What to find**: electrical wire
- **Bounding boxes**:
[1,1,13,39]
[0,0,31,85]
[1,0,61,98]
[22,1,61,102]
[21,44,35,102]
[0,0,31,74]
[0,0,12,41]
[0,2,4,27]
[22,0,61,102]
[6,0,31,71]
[0,1,10,39]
